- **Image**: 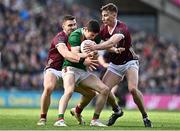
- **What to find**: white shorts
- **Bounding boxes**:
[62,66,92,85]
[107,60,139,77]
[44,68,62,80]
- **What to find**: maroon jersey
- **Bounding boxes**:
[45,31,68,70]
[99,21,135,65]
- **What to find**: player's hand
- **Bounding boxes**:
[83,57,99,71]
[87,51,98,59]
[114,47,125,54]
[83,44,95,53]
[133,54,140,60]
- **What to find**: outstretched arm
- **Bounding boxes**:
[107,47,125,54]
[94,34,125,50]
[83,34,124,52]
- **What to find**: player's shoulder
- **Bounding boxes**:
[53,31,67,43]
[56,31,67,38]
[52,31,67,40]
[117,20,128,28]
[69,28,82,41]
[70,28,82,37]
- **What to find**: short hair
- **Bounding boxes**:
[101,3,118,13]
[62,15,75,23]
[86,20,100,33]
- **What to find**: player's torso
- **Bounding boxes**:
[100,21,134,65]
[46,31,68,70]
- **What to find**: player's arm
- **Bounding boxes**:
[71,46,99,70]
[69,35,99,70]
[106,47,125,54]
[68,34,90,58]
[129,47,139,59]
[93,33,125,50]
[70,46,96,60]
[57,43,97,68]
[68,46,91,58]
[75,46,89,58]
[56,43,81,63]
[83,33,124,52]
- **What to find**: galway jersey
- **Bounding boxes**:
[99,20,135,65]
[45,31,68,70]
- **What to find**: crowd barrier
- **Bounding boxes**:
[0,90,80,108]
[1,90,180,110]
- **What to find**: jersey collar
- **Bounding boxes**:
[108,20,118,35]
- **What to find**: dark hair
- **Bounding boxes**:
[62,15,75,23]
[101,3,118,13]
[86,20,100,33]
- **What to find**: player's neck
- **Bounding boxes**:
[109,20,117,28]
[108,20,117,35]
[63,30,69,36]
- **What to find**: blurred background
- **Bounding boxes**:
[0,0,179,110]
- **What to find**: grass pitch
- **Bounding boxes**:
[0,108,180,130]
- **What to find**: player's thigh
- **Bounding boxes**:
[63,73,76,92]
[79,74,108,93]
[102,70,122,90]
[75,85,96,97]
[43,71,57,90]
[126,68,138,90]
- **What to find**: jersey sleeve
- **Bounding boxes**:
[118,22,132,49]
[57,35,66,43]
[54,34,67,47]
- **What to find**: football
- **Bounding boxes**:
[80,39,96,53]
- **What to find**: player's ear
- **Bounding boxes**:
[113,12,117,18]
[62,24,65,30]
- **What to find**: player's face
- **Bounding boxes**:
[63,19,77,35]
[84,29,98,40]
[101,10,117,25]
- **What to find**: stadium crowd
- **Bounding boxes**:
[0,0,179,94]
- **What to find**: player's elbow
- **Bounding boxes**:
[116,33,125,39]
[111,34,125,44]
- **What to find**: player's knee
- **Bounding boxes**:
[129,88,137,96]
[64,90,74,98]
[101,86,110,95]
[88,91,97,98]
[44,85,54,95]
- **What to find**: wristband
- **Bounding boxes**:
[79,57,85,64]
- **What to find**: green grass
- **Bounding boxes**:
[0,108,180,130]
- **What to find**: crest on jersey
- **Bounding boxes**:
[58,35,66,43]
